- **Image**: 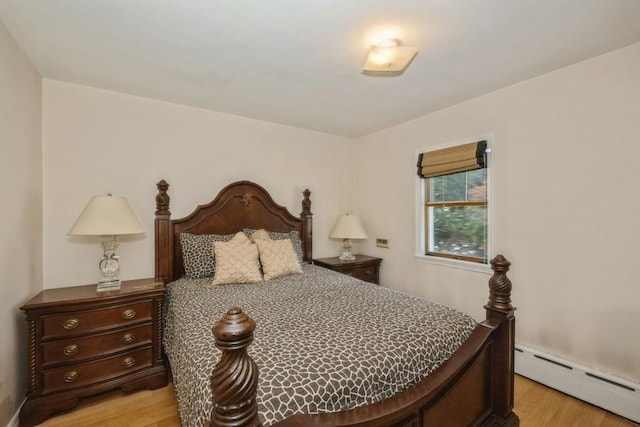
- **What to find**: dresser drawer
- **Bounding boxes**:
[42,301,153,339]
[345,268,378,283]
[313,255,382,285]
[41,347,153,395]
[41,324,153,367]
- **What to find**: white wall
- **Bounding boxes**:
[42,80,354,289]
[354,42,640,382]
[0,21,42,426]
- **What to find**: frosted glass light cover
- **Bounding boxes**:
[362,45,418,74]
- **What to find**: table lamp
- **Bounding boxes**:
[329,213,367,261]
[68,194,145,291]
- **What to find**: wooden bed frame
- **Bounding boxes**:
[154,179,519,427]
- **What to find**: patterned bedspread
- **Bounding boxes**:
[163,264,477,426]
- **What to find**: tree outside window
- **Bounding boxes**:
[425,168,487,263]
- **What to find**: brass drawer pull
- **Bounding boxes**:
[63,318,79,330]
[63,370,79,383]
[122,309,136,320]
[122,357,136,368]
[63,344,79,356]
[121,333,135,344]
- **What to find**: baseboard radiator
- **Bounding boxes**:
[515,344,640,423]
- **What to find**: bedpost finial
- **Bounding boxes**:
[487,255,513,312]
[155,180,171,215]
[211,308,260,426]
[213,307,256,349]
[301,188,312,216]
[491,254,511,273]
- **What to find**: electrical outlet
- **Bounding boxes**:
[376,238,389,248]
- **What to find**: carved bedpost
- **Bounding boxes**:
[487,254,513,312]
[211,308,261,427]
[485,255,520,426]
[300,189,313,262]
[155,180,171,215]
[155,180,173,283]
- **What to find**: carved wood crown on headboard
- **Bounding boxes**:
[154,180,313,283]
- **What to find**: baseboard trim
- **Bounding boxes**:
[515,344,640,423]
[6,398,25,427]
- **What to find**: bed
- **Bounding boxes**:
[154,179,519,427]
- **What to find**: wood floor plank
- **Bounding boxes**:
[40,383,178,427]
[514,376,636,427]
[38,376,636,426]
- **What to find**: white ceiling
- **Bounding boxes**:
[2,1,640,138]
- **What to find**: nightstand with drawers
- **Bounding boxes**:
[313,254,382,285]
[19,278,167,427]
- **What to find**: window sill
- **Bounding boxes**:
[415,254,492,274]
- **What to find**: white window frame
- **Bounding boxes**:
[415,135,494,273]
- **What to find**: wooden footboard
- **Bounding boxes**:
[210,256,519,427]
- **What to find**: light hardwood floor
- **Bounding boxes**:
[38,375,636,427]
[513,376,637,427]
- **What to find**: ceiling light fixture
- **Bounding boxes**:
[362,38,418,76]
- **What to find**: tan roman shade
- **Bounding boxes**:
[417,141,487,178]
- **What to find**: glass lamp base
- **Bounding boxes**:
[97,278,121,292]
[338,238,355,261]
[338,251,356,261]
[98,236,121,292]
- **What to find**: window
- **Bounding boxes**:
[425,168,487,262]
[417,140,489,265]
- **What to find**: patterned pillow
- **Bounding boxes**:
[244,228,305,265]
[255,237,303,281]
[179,233,234,278]
[211,232,263,285]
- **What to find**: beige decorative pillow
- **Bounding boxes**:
[211,232,262,286]
[249,229,271,242]
[246,228,305,265]
[255,237,303,280]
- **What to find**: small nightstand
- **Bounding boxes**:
[20,278,168,427]
[313,254,382,285]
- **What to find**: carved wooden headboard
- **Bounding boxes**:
[154,180,313,283]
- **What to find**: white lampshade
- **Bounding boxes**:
[329,214,367,239]
[68,194,144,236]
